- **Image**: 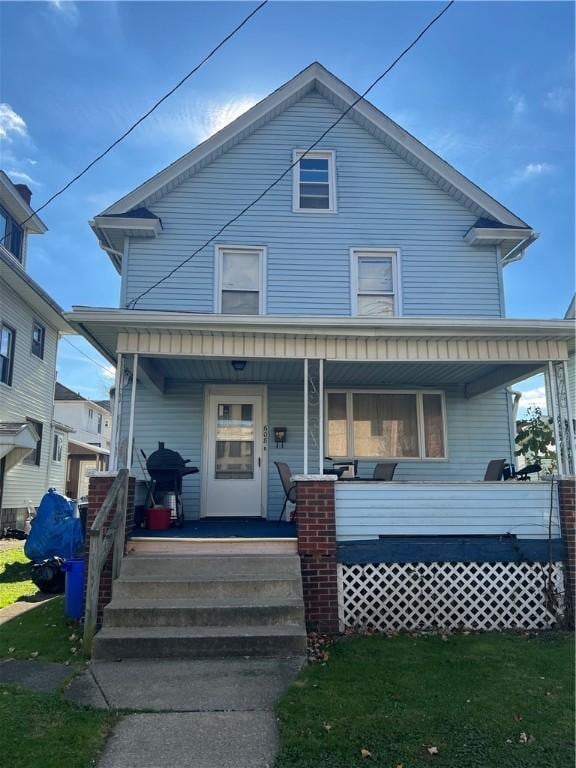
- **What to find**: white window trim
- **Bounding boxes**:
[214,245,267,315]
[292,149,337,214]
[350,248,402,317]
[325,388,448,461]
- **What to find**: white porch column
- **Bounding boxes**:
[127,353,138,471]
[546,361,575,477]
[109,352,122,471]
[318,358,324,474]
[303,358,309,474]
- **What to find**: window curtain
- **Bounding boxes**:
[353,393,419,457]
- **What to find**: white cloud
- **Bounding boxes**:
[510,162,554,184]
[518,386,547,418]
[147,96,259,146]
[48,0,79,22]
[102,364,115,382]
[6,169,38,186]
[543,87,571,113]
[508,94,526,115]
[0,104,28,142]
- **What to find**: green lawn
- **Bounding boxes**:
[0,596,83,663]
[276,632,574,768]
[0,686,115,768]
[0,546,39,608]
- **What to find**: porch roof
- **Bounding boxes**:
[66,307,573,367]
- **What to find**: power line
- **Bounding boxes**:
[3,0,269,244]
[129,0,455,309]
[61,335,114,374]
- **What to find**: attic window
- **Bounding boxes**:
[293,150,336,212]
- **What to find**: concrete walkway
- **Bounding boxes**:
[67,658,304,768]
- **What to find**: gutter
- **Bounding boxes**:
[501,233,539,266]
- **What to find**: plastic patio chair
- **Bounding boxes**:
[372,462,398,481]
[483,459,507,481]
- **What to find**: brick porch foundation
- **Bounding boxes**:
[558,477,575,626]
[294,476,339,634]
[84,472,135,627]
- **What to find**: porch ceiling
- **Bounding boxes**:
[148,356,543,393]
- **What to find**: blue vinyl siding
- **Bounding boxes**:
[124,91,502,317]
[121,377,513,522]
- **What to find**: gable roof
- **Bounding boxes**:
[0,171,47,234]
[93,62,534,270]
[55,382,86,401]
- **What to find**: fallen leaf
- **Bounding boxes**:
[360,748,373,759]
[30,651,39,658]
[322,722,333,732]
[427,746,440,755]
[70,647,78,654]
[69,633,77,641]
[8,647,15,653]
[519,732,535,744]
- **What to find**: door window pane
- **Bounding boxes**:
[422,393,445,458]
[358,257,393,292]
[327,393,348,457]
[357,295,395,316]
[215,403,255,479]
[353,393,419,457]
[221,290,259,315]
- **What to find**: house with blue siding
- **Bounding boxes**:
[69,64,575,654]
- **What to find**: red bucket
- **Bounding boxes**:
[146,506,171,530]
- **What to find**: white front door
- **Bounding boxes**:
[203,388,265,517]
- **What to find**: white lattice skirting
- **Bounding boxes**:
[337,561,565,631]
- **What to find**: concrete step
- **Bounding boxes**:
[103,598,305,628]
[92,625,308,660]
[127,538,298,555]
[119,554,302,580]
[112,575,303,601]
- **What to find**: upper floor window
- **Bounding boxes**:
[97,413,102,434]
[216,246,265,315]
[52,433,63,462]
[88,408,94,420]
[293,150,336,212]
[0,205,24,262]
[0,323,15,386]
[326,390,447,460]
[351,249,399,317]
[23,419,43,466]
[31,321,45,359]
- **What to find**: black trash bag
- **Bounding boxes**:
[31,557,65,594]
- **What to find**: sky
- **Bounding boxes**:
[0,0,574,412]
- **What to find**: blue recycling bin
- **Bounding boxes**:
[62,558,85,620]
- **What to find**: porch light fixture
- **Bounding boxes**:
[231,360,247,371]
[274,427,287,448]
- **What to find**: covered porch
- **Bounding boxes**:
[67,310,575,535]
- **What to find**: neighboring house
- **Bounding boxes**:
[53,382,111,499]
[0,172,71,528]
[67,64,575,649]
[54,382,112,449]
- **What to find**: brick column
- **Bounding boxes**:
[294,475,339,634]
[84,472,135,627]
[558,478,575,625]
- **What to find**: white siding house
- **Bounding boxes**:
[0,172,71,527]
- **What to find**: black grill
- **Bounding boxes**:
[145,442,198,492]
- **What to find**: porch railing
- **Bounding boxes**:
[83,468,129,656]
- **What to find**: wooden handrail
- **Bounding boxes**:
[84,469,129,657]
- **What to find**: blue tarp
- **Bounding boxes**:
[24,489,84,562]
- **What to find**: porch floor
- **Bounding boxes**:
[130,518,297,539]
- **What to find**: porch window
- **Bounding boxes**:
[293,150,336,212]
[352,249,399,316]
[326,390,447,460]
[217,246,264,315]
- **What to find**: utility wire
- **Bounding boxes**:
[3,0,269,243]
[61,335,114,374]
[129,0,455,309]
